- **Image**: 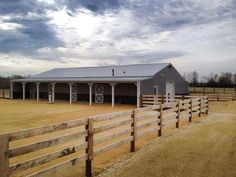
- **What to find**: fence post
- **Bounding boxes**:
[85,118,94,177]
[158,104,163,136]
[154,95,157,105]
[234,89,236,101]
[161,95,164,104]
[206,97,209,114]
[130,110,137,152]
[167,93,170,102]
[176,101,180,128]
[189,99,193,122]
[3,90,5,99]
[0,134,9,177]
[140,95,143,108]
[217,93,219,101]
[199,98,202,117]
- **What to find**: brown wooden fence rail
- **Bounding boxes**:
[189,87,236,101]
[141,93,234,106]
[190,93,235,101]
[0,90,10,99]
[189,86,235,93]
[0,96,208,177]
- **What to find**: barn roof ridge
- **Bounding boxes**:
[12,63,172,82]
[31,62,170,78]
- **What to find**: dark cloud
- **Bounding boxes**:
[0,0,48,15]
[0,20,63,55]
[0,0,63,56]
[0,0,235,63]
[60,0,121,13]
[125,0,236,30]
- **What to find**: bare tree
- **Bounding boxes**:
[218,72,233,87]
[192,71,199,85]
[207,73,218,87]
[233,73,236,87]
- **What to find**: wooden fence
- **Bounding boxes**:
[189,87,236,101]
[141,95,208,106]
[189,87,235,93]
[0,96,208,177]
[190,93,235,101]
[141,93,235,105]
[0,90,10,99]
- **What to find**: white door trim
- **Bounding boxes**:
[95,84,104,103]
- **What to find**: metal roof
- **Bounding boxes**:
[12,63,170,82]
[12,77,152,83]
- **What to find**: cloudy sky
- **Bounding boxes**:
[0,0,235,77]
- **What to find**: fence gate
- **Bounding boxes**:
[72,84,77,102]
[29,84,36,99]
[95,84,104,103]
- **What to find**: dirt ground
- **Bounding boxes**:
[0,99,134,133]
[0,99,236,177]
[98,101,236,177]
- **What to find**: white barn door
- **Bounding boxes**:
[29,83,36,99]
[95,84,104,103]
[72,84,78,102]
[166,81,175,102]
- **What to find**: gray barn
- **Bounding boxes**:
[11,63,188,107]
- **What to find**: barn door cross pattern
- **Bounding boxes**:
[72,84,77,102]
[95,84,104,103]
[29,84,36,99]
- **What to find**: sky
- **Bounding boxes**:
[0,0,235,77]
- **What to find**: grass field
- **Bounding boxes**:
[0,99,134,134]
[99,101,236,177]
[0,99,235,177]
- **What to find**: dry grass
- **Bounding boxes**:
[99,101,236,177]
[0,99,136,177]
[0,99,134,134]
[1,99,235,177]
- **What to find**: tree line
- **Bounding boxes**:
[183,71,236,87]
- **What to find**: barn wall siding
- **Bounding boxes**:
[140,79,154,95]
[153,65,188,95]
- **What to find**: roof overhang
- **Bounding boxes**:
[11,77,152,83]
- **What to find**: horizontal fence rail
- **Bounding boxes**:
[189,87,236,101]
[189,87,235,93]
[190,93,236,101]
[141,93,235,106]
[0,90,10,99]
[0,96,209,177]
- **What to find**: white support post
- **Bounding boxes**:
[51,83,56,103]
[136,81,141,108]
[110,83,116,107]
[22,82,26,100]
[88,83,93,106]
[69,83,73,104]
[10,82,13,100]
[36,83,40,102]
